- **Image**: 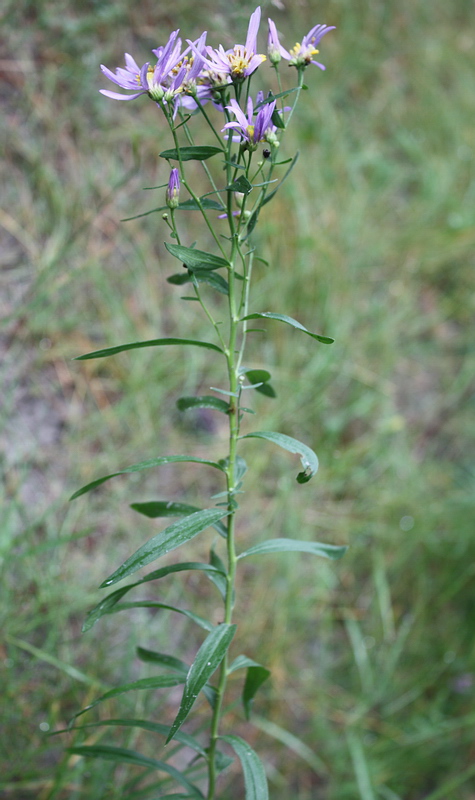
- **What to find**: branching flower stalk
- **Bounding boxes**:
[67,8,346,799]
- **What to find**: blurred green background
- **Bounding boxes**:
[2,0,475,797]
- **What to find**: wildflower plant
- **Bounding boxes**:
[67,8,345,799]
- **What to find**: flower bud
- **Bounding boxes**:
[166,168,180,209]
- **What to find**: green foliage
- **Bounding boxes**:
[3,0,474,798]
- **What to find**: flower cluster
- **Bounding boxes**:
[100,7,334,115]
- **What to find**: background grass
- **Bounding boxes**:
[1,0,475,797]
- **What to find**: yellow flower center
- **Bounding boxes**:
[227,45,266,77]
[246,124,255,141]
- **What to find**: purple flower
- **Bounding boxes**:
[267,19,335,70]
[166,168,180,209]
[267,19,291,65]
[222,93,277,148]
[100,30,191,105]
[189,7,266,81]
[99,53,150,102]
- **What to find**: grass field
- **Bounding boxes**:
[2,0,475,797]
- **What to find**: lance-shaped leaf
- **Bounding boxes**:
[60,717,206,758]
[121,196,224,221]
[130,500,228,538]
[74,337,223,360]
[68,745,204,799]
[106,601,214,631]
[136,648,217,708]
[220,735,269,800]
[82,562,226,632]
[225,175,253,194]
[262,151,300,206]
[137,647,188,674]
[228,656,271,720]
[160,145,224,161]
[167,624,237,743]
[73,676,184,720]
[167,270,229,295]
[177,395,230,414]
[240,312,334,344]
[101,508,229,587]
[178,198,224,211]
[238,538,348,561]
[241,369,276,399]
[240,431,318,484]
[165,243,229,271]
[70,455,225,500]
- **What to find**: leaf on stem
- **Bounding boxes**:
[238,538,348,560]
[178,198,225,211]
[67,745,204,799]
[241,369,276,399]
[101,508,229,587]
[136,648,188,674]
[160,145,224,161]
[225,175,253,194]
[105,600,214,631]
[176,395,230,414]
[240,431,318,483]
[165,243,229,271]
[82,562,226,632]
[58,717,206,756]
[167,270,229,294]
[228,655,271,720]
[73,676,185,720]
[131,499,228,538]
[74,337,223,360]
[220,735,269,800]
[70,455,225,500]
[240,312,334,344]
[166,624,237,743]
[261,151,300,206]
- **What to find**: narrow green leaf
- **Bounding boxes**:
[131,499,228,538]
[70,456,225,500]
[82,562,226,633]
[220,735,269,800]
[227,656,271,719]
[271,108,286,129]
[241,370,276,399]
[101,508,229,587]
[254,87,300,109]
[60,718,206,757]
[68,745,204,799]
[240,430,318,483]
[208,545,228,598]
[178,198,225,211]
[177,395,230,414]
[121,205,167,221]
[131,500,199,518]
[245,209,259,237]
[167,270,229,294]
[106,601,214,631]
[225,175,253,194]
[160,145,224,161]
[241,369,272,384]
[255,383,276,399]
[262,151,300,206]
[240,312,334,344]
[238,538,348,560]
[165,243,229,271]
[75,337,223,361]
[73,677,184,720]
[167,624,237,743]
[243,666,271,720]
[136,648,188,674]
